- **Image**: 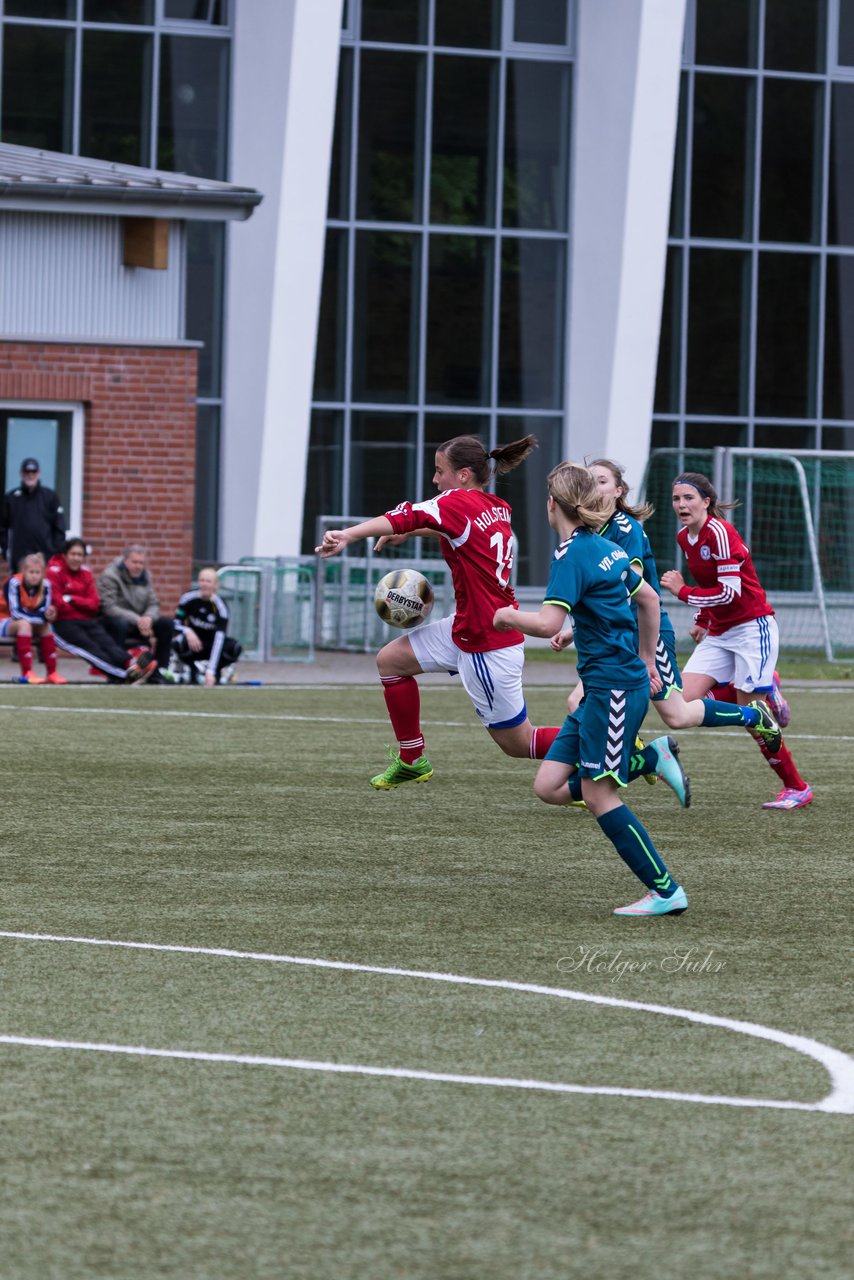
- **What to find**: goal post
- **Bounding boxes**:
[640,447,854,662]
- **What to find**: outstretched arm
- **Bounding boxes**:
[494,602,566,639]
[316,517,395,558]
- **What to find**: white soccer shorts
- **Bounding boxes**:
[682,614,779,694]
[409,613,527,729]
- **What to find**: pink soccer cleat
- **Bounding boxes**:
[762,785,813,810]
[766,671,791,728]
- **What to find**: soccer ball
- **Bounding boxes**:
[374,569,435,629]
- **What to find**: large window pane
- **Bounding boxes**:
[760,79,822,243]
[328,49,353,220]
[353,232,420,403]
[431,56,498,226]
[670,73,688,238]
[685,422,746,448]
[498,239,565,409]
[193,404,219,562]
[5,1,73,15]
[823,256,854,420]
[691,74,755,240]
[356,50,425,222]
[839,0,854,65]
[350,413,417,515]
[158,35,229,179]
[426,235,493,406]
[828,84,854,245]
[361,0,428,45]
[185,222,225,398]
[302,411,344,552]
[1,26,73,152]
[686,250,750,415]
[164,0,227,21]
[756,254,818,417]
[654,248,683,415]
[314,230,348,402]
[84,0,153,21]
[81,31,152,165]
[513,0,569,45]
[754,424,815,448]
[764,0,826,72]
[695,0,758,67]
[503,61,571,231]
[435,0,500,50]
[494,416,561,586]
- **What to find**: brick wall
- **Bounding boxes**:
[0,340,198,612]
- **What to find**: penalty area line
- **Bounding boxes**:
[1,929,852,1115]
[0,1032,822,1111]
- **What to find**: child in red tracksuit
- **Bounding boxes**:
[1,551,65,684]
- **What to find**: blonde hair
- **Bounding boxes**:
[548,462,614,531]
[588,458,654,522]
[198,567,220,587]
[20,552,46,571]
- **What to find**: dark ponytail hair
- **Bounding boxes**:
[439,434,538,485]
[588,458,654,521]
[672,472,738,518]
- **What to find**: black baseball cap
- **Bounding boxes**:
[21,458,39,473]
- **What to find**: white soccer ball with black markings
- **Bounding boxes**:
[374,569,435,630]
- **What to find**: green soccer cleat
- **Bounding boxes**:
[746,700,782,753]
[647,735,691,808]
[637,732,656,786]
[370,749,433,790]
[613,886,688,917]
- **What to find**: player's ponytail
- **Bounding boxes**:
[588,458,654,522]
[672,472,738,517]
[548,462,614,530]
[439,434,538,484]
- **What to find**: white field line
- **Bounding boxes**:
[0,703,847,741]
[1,931,852,1115]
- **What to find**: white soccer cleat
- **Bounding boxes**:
[613,886,688,917]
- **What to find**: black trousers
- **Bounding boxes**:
[54,618,130,679]
[173,634,242,681]
[103,614,175,669]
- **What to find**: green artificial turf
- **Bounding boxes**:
[0,683,851,1279]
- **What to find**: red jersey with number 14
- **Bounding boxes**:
[676,515,773,636]
[385,488,523,652]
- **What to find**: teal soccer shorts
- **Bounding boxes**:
[546,684,649,786]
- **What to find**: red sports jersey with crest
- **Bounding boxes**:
[676,516,773,635]
[385,488,523,652]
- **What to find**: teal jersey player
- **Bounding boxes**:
[544,528,647,690]
[494,460,690,919]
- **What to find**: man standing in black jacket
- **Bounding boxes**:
[0,458,66,571]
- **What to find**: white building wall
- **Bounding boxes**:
[0,212,184,340]
[222,0,343,560]
[567,0,686,486]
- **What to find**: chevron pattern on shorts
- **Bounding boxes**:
[656,637,676,688]
[605,690,627,771]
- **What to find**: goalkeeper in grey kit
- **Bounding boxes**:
[173,567,241,686]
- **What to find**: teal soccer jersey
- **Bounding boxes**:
[544,528,648,689]
[600,510,675,639]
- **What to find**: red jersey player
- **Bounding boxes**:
[660,472,812,810]
[316,434,562,789]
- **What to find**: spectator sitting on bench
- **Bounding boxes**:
[174,567,242,686]
[98,544,176,685]
[47,538,155,683]
[1,551,66,684]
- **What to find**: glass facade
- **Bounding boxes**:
[308,0,573,583]
[654,0,854,463]
[0,0,231,560]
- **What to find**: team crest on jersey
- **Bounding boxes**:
[700,545,712,559]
